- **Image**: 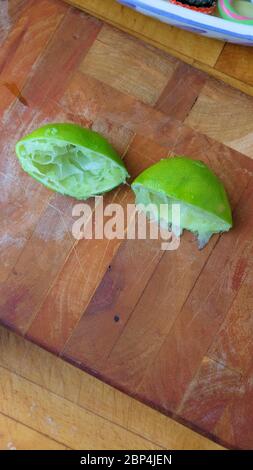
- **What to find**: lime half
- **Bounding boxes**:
[15,123,129,199]
[131,157,232,248]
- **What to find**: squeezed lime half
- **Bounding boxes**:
[131,157,232,248]
[15,123,129,199]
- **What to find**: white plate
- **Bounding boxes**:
[117,0,253,45]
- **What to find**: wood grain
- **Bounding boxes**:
[77,361,223,450]
[0,0,68,118]
[0,172,51,284]
[209,269,253,376]
[64,0,224,66]
[178,357,242,438]
[80,25,177,106]
[0,364,163,450]
[0,326,223,450]
[215,44,253,88]
[64,0,253,98]
[27,187,133,353]
[185,79,253,159]
[2,0,253,449]
[13,6,102,112]
[155,63,207,121]
[0,205,75,334]
[62,236,164,370]
[137,180,253,416]
[213,374,253,449]
[0,412,67,450]
[102,232,218,391]
[0,1,31,45]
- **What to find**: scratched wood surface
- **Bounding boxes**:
[65,0,253,98]
[1,0,253,450]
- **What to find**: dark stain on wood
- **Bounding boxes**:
[3,82,28,106]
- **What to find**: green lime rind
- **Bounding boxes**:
[15,123,129,200]
[132,157,232,248]
[132,157,232,227]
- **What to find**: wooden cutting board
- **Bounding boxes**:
[1,0,253,450]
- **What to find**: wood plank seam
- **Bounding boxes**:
[23,215,80,335]
[136,175,253,405]
[12,9,65,108]
[182,95,201,123]
[0,1,70,123]
[0,363,165,449]
[0,410,71,450]
[0,205,55,300]
[0,8,104,334]
[65,0,253,98]
[118,234,221,394]
[213,42,226,69]
[0,324,220,449]
[60,239,164,359]
[101,245,170,363]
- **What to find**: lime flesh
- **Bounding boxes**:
[132,157,232,248]
[15,123,129,200]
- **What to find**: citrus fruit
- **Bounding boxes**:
[131,157,232,248]
[15,123,129,200]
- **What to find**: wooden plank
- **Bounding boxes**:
[0,365,163,450]
[77,367,224,450]
[62,235,164,369]
[18,6,102,109]
[80,25,177,106]
[213,374,253,450]
[13,58,253,448]
[209,269,253,376]
[0,1,32,46]
[102,232,218,391]
[0,0,68,118]
[0,172,51,284]
[0,326,222,450]
[155,62,207,121]
[215,44,253,88]
[0,326,83,404]
[27,186,133,353]
[59,69,179,142]
[0,205,76,334]
[0,412,67,450]
[177,357,241,443]
[185,78,253,159]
